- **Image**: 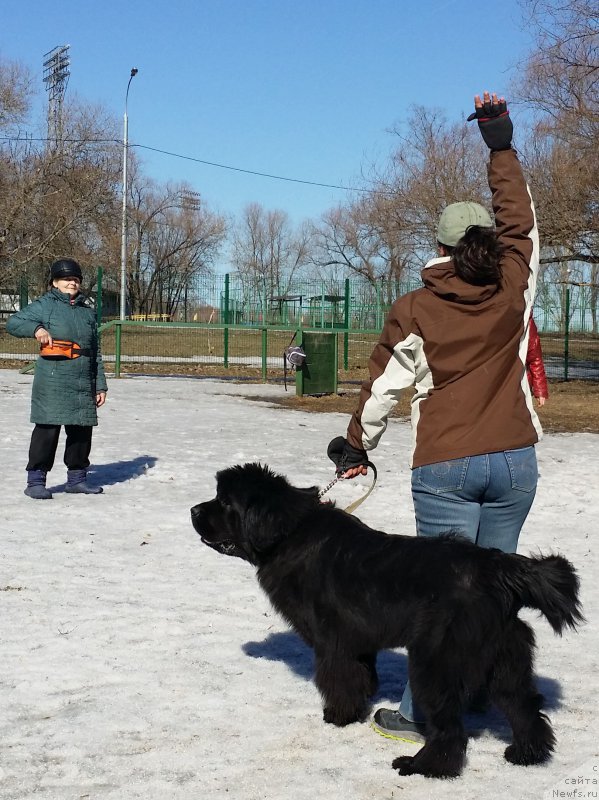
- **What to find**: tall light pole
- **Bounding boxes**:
[119,67,138,320]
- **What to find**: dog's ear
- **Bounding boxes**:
[224,464,321,557]
[241,484,322,555]
[241,495,290,554]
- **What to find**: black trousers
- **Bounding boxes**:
[27,424,93,472]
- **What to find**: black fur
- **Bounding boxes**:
[191,463,583,779]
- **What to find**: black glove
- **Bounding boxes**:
[467,97,513,151]
[327,436,369,476]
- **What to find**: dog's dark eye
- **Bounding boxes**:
[220,497,231,509]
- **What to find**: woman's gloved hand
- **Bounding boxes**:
[467,91,513,151]
[327,436,369,477]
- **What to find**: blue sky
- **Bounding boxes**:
[2,0,535,227]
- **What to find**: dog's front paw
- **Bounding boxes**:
[392,755,415,775]
[392,755,461,779]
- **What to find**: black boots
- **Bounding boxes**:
[24,469,103,497]
[65,469,103,494]
[24,470,53,500]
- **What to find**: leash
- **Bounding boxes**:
[318,461,378,515]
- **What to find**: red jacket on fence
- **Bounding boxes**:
[527,318,549,402]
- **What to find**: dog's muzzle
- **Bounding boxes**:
[200,537,239,556]
[191,503,244,559]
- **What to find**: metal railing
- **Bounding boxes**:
[89,320,599,382]
[2,271,598,381]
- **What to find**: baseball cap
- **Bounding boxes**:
[436,202,493,247]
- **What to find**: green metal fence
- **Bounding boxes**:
[71,274,599,384]
[94,319,599,382]
[3,268,599,334]
[1,270,598,381]
[93,321,385,380]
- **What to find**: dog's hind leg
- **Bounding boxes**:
[489,618,555,766]
[314,649,372,727]
[392,655,468,779]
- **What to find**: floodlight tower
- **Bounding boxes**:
[43,45,71,145]
[178,190,203,211]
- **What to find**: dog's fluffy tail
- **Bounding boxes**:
[507,553,584,634]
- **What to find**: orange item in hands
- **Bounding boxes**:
[39,339,90,359]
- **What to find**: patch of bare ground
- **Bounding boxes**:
[244,380,599,435]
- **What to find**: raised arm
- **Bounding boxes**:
[469,90,539,289]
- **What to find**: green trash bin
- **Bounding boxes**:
[296,331,338,396]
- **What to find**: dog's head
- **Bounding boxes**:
[191,463,320,565]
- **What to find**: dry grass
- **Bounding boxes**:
[246,380,599,435]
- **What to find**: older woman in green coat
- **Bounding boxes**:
[7,258,108,499]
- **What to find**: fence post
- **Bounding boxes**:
[564,284,570,381]
[343,278,350,370]
[115,321,122,379]
[19,274,28,310]
[261,327,268,382]
[96,266,103,326]
[223,273,230,368]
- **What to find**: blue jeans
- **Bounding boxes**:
[398,448,538,722]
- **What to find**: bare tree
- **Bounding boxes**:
[525,134,598,267]
[515,0,598,328]
[313,107,489,299]
[382,107,490,260]
[127,175,226,318]
[231,202,312,296]
[0,97,121,294]
[0,56,33,130]
[312,201,384,283]
[516,0,598,149]
[0,61,223,320]
[0,56,35,286]
[515,0,598,268]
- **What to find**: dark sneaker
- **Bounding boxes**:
[372,708,426,744]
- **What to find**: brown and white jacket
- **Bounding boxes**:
[346,148,542,468]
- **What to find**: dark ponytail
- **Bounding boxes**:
[448,226,504,287]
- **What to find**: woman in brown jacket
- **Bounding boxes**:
[328,91,543,742]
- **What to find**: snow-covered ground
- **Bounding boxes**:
[0,369,597,800]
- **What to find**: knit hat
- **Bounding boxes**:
[50,258,83,281]
[436,202,493,248]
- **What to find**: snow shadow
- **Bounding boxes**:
[43,456,158,494]
[242,631,409,701]
[535,674,563,710]
[242,631,563,722]
[47,455,158,492]
[88,456,158,486]
[243,632,314,681]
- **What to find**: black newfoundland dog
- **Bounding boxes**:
[191,463,582,779]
